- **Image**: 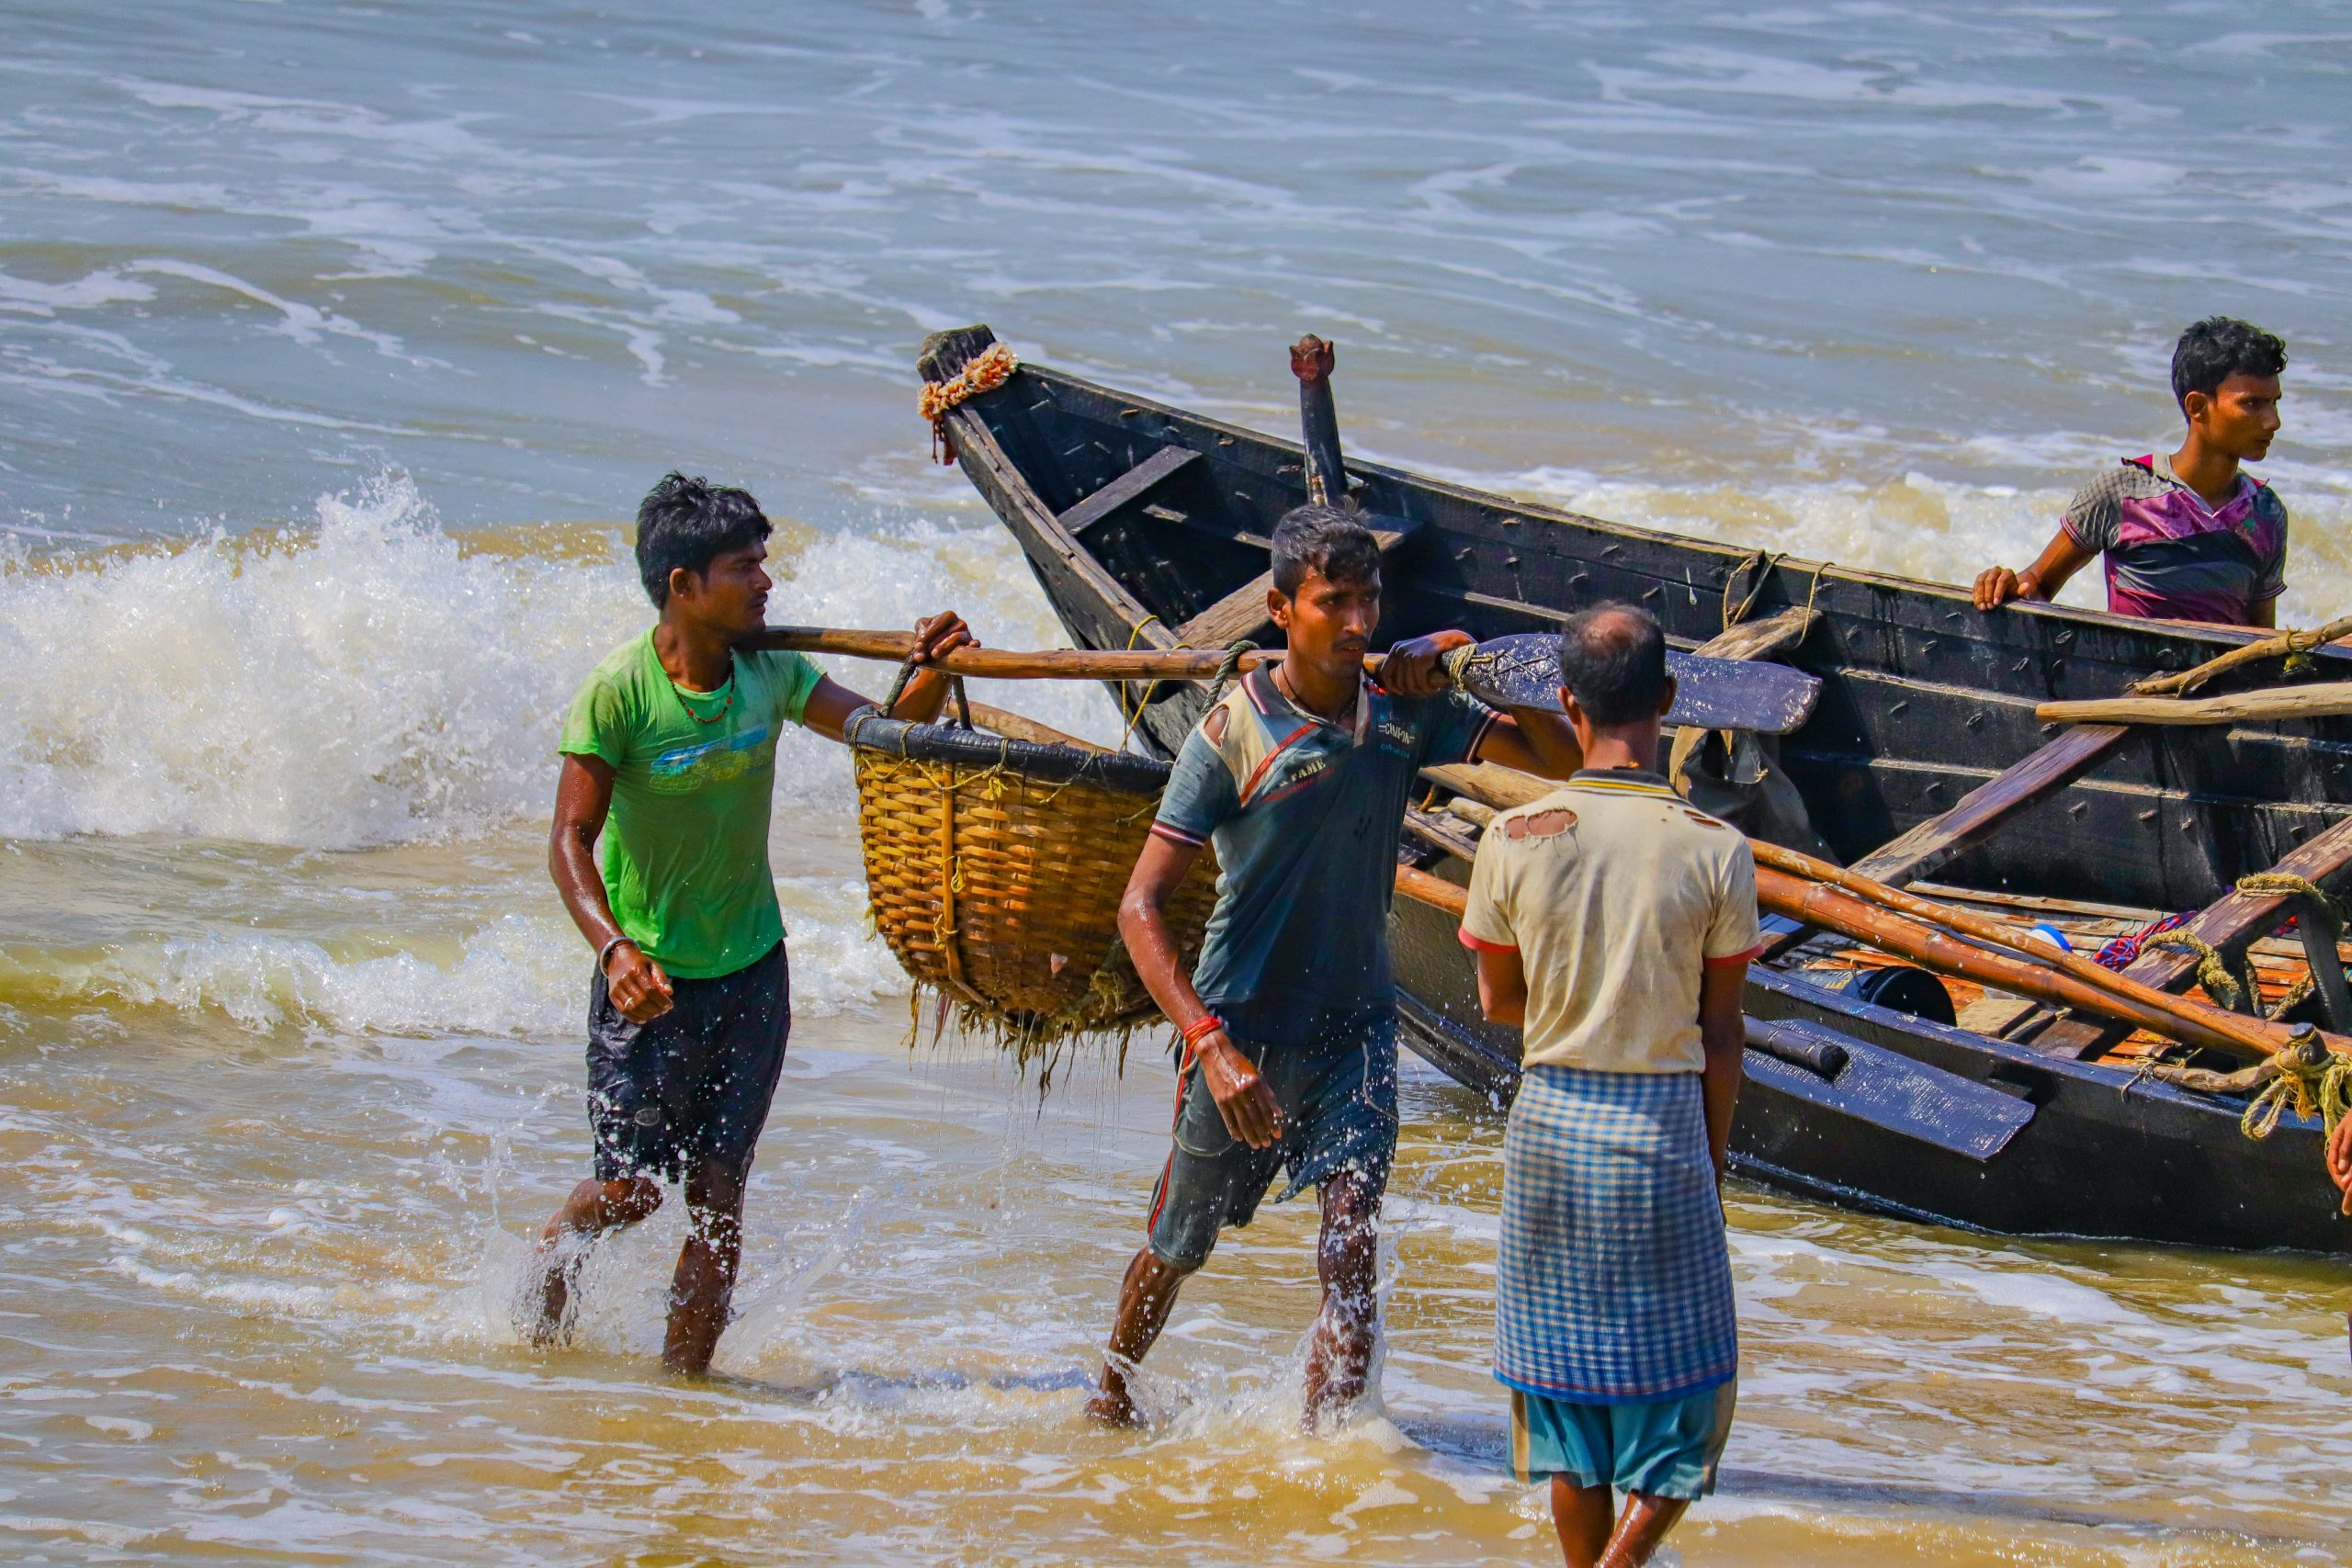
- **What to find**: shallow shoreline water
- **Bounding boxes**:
[6,1,2352,1562]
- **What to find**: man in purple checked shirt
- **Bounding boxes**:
[1975,317,2290,627]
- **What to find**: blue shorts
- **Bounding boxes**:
[1144,1008,1397,1274]
[1510,1382,1737,1501]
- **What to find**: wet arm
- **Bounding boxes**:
[1698,961,1747,1183]
[1473,710,1582,779]
[550,754,625,954]
[1120,834,1283,1148]
[1471,945,1529,1027]
[2329,1110,2352,1216]
[797,612,978,741]
[550,754,673,1021]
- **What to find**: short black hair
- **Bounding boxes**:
[1269,503,1380,597]
[635,472,771,607]
[2171,317,2287,411]
[1558,602,1668,727]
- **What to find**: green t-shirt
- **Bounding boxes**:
[559,629,823,979]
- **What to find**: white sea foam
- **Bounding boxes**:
[1411,462,2352,627]
[0,474,636,844]
[0,473,1115,849]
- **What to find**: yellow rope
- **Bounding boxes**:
[1721,550,1783,632]
[2241,1039,2352,1143]
[1114,615,1167,748]
[2236,870,2346,927]
[2267,972,2316,1022]
[2143,931,2245,1012]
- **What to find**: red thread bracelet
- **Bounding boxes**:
[1180,1014,1227,1047]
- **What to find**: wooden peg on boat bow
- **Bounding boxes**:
[1290,333,1347,506]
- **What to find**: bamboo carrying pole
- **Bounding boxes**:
[744,625,1331,682]
[2037,681,2352,728]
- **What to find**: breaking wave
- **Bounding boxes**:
[0,472,1114,848]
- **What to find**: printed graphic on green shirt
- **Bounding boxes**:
[648,727,773,793]
[558,629,821,979]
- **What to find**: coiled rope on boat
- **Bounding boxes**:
[2240,1038,2352,1143]
[2143,930,2246,1012]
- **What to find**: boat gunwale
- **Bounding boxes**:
[1001,355,2352,683]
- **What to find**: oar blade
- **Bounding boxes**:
[1744,1016,2035,1163]
[1451,633,1821,735]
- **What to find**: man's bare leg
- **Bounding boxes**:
[1086,1247,1189,1426]
[523,1175,662,1345]
[1549,1476,1613,1568]
[1301,1168,1380,1427]
[1598,1493,1689,1567]
[662,1156,747,1376]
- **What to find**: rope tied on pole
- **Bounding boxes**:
[2239,1034,2352,1144]
[2128,611,2352,697]
[2143,930,2246,1012]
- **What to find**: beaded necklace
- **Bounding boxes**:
[673,663,737,726]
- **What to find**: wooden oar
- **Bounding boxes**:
[744,626,1818,735]
[1750,867,2331,1061]
[1743,840,2312,1063]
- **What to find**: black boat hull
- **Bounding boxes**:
[920,326,2352,1256]
[1391,892,2347,1253]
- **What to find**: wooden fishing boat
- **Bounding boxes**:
[914,324,2352,1255]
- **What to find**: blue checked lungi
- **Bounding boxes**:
[1496,1065,1737,1404]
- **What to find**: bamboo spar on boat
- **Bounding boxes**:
[1415,764,2335,1065]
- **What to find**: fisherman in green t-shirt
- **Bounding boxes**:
[519,472,975,1375]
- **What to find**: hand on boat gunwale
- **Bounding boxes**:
[1973,565,2034,610]
[1381,628,1476,696]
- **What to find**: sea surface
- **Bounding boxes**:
[3,3,2350,1563]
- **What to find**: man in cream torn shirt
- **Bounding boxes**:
[1459,763,1760,1076]
[1459,602,1760,1568]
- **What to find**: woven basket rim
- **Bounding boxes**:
[843,707,1172,794]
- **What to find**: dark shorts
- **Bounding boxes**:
[1145,1008,1398,1274]
[586,942,790,1184]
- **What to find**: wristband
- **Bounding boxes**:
[1180,1013,1227,1048]
[597,935,636,976]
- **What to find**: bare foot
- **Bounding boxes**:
[516,1241,580,1348]
[1084,1388,1145,1427]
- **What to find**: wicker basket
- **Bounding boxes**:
[844,709,1218,1055]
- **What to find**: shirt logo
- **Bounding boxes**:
[648,726,771,793]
